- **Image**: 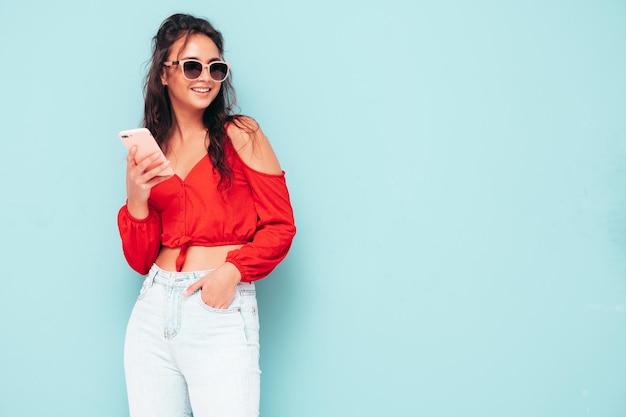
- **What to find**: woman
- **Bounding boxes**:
[118,13,296,417]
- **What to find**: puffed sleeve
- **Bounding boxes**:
[117,204,162,275]
[225,169,296,282]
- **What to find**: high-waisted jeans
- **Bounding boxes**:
[124,264,260,417]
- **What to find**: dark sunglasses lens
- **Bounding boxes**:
[183,61,203,79]
[210,62,228,81]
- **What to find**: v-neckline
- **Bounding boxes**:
[172,154,208,183]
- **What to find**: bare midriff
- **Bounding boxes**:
[155,244,244,272]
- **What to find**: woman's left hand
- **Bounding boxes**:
[183,262,242,309]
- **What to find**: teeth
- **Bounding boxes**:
[192,88,210,93]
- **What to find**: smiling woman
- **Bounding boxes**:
[159,34,225,116]
[117,13,296,417]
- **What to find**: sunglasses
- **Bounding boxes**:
[163,59,230,82]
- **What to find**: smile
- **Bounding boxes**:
[192,88,211,93]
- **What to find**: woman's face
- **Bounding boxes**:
[161,33,223,114]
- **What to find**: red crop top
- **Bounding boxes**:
[117,137,296,282]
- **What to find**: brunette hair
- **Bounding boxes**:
[143,13,239,188]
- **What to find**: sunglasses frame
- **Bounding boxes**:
[163,59,231,82]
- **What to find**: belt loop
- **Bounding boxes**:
[146,265,157,287]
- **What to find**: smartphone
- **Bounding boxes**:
[119,128,174,176]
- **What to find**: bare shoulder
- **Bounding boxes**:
[227,116,282,175]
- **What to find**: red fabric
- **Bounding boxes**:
[117,138,296,282]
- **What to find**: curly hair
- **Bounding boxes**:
[143,13,241,188]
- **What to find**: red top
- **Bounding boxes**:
[117,137,296,282]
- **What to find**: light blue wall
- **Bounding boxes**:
[1,0,625,416]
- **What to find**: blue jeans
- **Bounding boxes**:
[124,264,260,417]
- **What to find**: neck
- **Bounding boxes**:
[170,109,207,143]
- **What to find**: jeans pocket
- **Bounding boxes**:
[137,277,151,300]
[195,290,241,314]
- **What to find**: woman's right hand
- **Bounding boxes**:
[125,146,173,219]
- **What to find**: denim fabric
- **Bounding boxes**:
[124,264,260,417]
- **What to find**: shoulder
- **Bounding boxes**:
[226,115,282,175]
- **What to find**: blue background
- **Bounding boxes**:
[1,0,625,416]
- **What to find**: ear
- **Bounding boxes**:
[160,67,168,86]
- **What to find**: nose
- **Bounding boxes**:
[197,65,212,81]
